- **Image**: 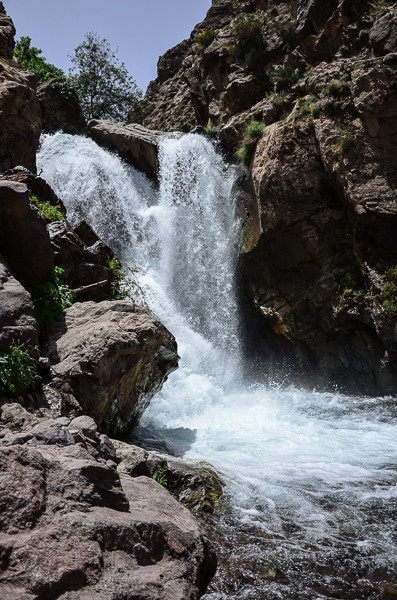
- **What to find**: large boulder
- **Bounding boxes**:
[370,6,397,56]
[37,79,86,135]
[87,120,160,178]
[0,255,38,353]
[0,181,53,292]
[44,301,179,436]
[0,406,216,600]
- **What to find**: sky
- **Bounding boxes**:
[3,0,212,91]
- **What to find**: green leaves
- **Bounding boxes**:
[14,36,64,82]
[0,341,40,397]
[33,267,75,334]
[69,32,142,122]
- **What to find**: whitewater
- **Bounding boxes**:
[38,132,397,599]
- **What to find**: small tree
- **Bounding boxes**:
[14,36,64,82]
[69,32,142,122]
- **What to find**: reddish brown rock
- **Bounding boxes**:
[44,301,179,436]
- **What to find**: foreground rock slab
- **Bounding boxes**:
[45,301,179,436]
[0,405,216,600]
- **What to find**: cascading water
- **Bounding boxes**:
[38,133,397,599]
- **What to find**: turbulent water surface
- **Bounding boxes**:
[38,133,397,599]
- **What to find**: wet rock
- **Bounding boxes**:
[44,301,179,436]
[87,120,160,178]
[115,440,225,513]
[0,181,53,292]
[37,79,86,134]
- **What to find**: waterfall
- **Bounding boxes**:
[38,133,397,600]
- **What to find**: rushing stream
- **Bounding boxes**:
[38,133,397,599]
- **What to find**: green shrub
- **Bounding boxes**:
[107,257,129,300]
[30,194,64,222]
[271,65,302,90]
[14,36,64,82]
[339,129,355,156]
[236,120,265,166]
[0,341,40,397]
[325,81,350,99]
[382,267,397,315]
[195,28,218,48]
[34,267,75,333]
[153,463,168,488]
[233,14,263,44]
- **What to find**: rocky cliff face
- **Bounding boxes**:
[0,3,40,172]
[142,0,397,394]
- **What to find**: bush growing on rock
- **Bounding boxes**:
[195,28,219,48]
[0,341,39,396]
[14,36,64,82]
[236,120,265,166]
[30,194,64,223]
[33,267,74,334]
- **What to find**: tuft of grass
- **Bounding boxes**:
[33,267,75,334]
[107,257,129,300]
[153,463,168,488]
[382,267,397,315]
[0,341,40,397]
[195,28,218,48]
[235,120,265,166]
[30,194,64,222]
[271,65,302,90]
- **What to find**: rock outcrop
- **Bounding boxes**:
[0,4,41,172]
[114,440,225,513]
[0,404,216,600]
[44,301,179,436]
[0,255,38,353]
[88,120,160,177]
[37,79,86,135]
[0,180,53,292]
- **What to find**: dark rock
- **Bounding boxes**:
[44,301,179,436]
[37,79,86,134]
[224,75,266,115]
[157,40,190,83]
[115,440,224,513]
[0,62,41,172]
[370,6,397,56]
[0,255,38,353]
[87,120,160,178]
[48,220,114,301]
[0,1,15,59]
[0,181,53,292]
[296,0,338,40]
[1,166,66,215]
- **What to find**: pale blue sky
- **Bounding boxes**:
[3,0,211,91]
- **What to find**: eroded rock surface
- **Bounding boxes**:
[0,181,53,292]
[0,404,216,600]
[44,301,179,436]
[37,79,86,135]
[88,120,160,177]
[0,255,38,353]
